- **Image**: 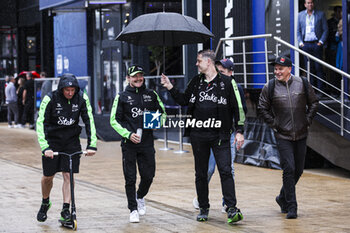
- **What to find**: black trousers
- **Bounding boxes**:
[21,100,34,125]
[190,136,237,209]
[121,145,155,212]
[276,137,307,211]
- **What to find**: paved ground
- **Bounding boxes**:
[1,123,350,232]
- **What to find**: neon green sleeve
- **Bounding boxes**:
[82,92,97,149]
[110,94,131,139]
[231,79,245,126]
[36,95,51,152]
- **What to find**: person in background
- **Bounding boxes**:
[16,77,26,128]
[326,6,342,66]
[258,56,318,219]
[297,0,328,94]
[5,75,19,128]
[21,72,35,129]
[40,72,52,100]
[326,6,342,96]
[335,19,343,71]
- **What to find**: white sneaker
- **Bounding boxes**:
[8,125,14,128]
[222,205,227,213]
[192,197,199,209]
[137,198,146,215]
[129,210,139,223]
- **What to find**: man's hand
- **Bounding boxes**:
[44,150,54,159]
[130,133,141,144]
[161,73,173,90]
[86,149,96,156]
[234,132,244,150]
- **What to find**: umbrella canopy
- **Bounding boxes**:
[116,12,214,46]
[18,71,40,78]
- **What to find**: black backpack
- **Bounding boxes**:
[268,77,309,102]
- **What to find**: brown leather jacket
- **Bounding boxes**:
[258,76,319,141]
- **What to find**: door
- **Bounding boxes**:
[101,46,122,113]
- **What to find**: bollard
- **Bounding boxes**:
[158,126,173,151]
[174,106,189,154]
[159,105,173,151]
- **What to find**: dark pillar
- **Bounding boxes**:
[183,0,198,87]
[40,10,54,76]
[211,1,225,55]
[130,0,149,74]
[86,8,95,110]
[342,0,349,93]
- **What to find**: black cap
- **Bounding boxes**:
[272,56,292,67]
[128,65,145,76]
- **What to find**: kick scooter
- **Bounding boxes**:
[53,151,87,231]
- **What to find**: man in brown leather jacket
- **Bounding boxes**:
[258,55,318,219]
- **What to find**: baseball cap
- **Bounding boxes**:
[216,58,234,71]
[272,56,292,67]
[128,65,145,76]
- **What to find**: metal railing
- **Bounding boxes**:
[215,34,275,88]
[215,34,350,137]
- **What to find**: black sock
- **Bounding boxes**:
[63,203,70,210]
[42,197,50,204]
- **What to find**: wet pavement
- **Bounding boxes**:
[1,123,350,232]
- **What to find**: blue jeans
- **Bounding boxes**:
[207,133,236,182]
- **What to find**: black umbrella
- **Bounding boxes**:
[116,12,214,73]
[116,12,214,46]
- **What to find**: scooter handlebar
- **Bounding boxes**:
[53,151,87,156]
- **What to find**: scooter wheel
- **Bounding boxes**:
[72,220,77,231]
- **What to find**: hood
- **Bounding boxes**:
[58,73,80,94]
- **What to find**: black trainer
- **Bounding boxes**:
[275,196,288,213]
[196,208,209,222]
[60,208,71,222]
[37,201,52,222]
[227,207,243,223]
[286,208,297,219]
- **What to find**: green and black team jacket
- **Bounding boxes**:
[169,73,246,140]
[36,74,97,154]
[110,84,166,148]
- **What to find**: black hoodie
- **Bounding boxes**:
[36,74,97,154]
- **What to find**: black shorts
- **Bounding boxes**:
[42,153,81,177]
